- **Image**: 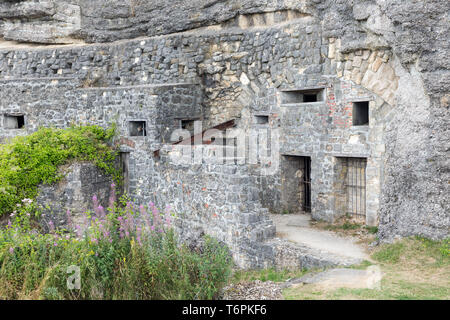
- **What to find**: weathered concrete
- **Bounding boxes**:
[282,266,384,290]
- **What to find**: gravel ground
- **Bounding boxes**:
[220,280,284,300]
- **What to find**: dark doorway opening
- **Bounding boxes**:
[119,152,130,195]
[303,157,312,212]
[281,156,312,214]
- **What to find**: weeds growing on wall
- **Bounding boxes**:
[0,195,232,300]
[0,125,119,217]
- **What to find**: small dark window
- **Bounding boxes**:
[129,121,147,136]
[181,119,195,131]
[353,102,369,126]
[281,88,324,104]
[4,114,25,129]
[255,115,269,124]
[303,94,318,102]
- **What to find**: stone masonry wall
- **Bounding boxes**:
[0,1,448,266]
[36,162,113,231]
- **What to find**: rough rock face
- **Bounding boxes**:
[0,0,81,44]
[0,1,448,243]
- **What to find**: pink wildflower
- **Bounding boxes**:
[48,220,55,232]
[108,183,116,210]
[92,195,99,211]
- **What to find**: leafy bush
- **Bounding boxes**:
[0,125,118,217]
[0,198,232,300]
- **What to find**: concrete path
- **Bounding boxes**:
[270,213,369,262]
[282,266,383,290]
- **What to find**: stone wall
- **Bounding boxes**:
[0,1,448,267]
[36,162,113,231]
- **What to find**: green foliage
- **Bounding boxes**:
[341,222,360,230]
[0,203,232,300]
[372,242,405,263]
[372,237,450,265]
[112,233,232,300]
[364,226,379,234]
[413,236,450,265]
[0,125,119,217]
[439,240,450,258]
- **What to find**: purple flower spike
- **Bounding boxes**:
[97,205,105,217]
[66,209,72,227]
[108,183,117,210]
[48,220,55,232]
[92,195,100,214]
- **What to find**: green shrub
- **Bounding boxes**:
[0,125,119,217]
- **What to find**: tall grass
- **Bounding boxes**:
[0,194,232,300]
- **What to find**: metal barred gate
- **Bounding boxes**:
[345,158,367,219]
[303,157,311,213]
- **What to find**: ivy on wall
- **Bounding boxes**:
[0,125,119,217]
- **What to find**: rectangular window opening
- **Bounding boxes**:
[129,121,147,137]
[181,119,195,131]
[255,115,269,124]
[281,88,324,105]
[4,114,25,129]
[353,101,369,126]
